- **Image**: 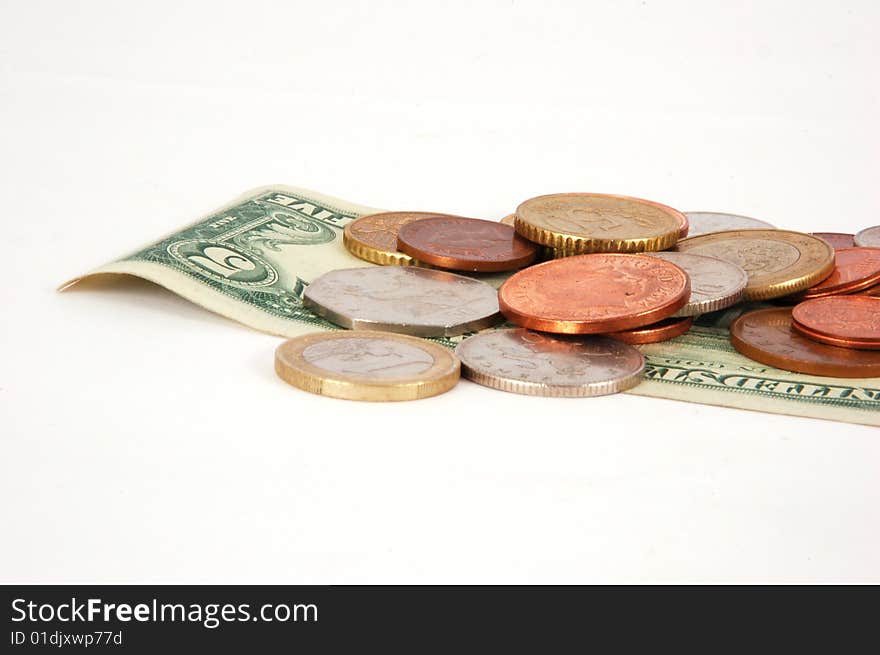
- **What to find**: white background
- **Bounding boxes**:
[1,0,878,583]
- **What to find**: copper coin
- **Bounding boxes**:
[498,253,690,334]
[856,283,880,297]
[343,211,445,266]
[792,320,880,350]
[795,248,880,298]
[791,296,880,349]
[811,232,855,249]
[397,216,538,272]
[675,212,689,239]
[607,316,693,344]
[729,307,880,377]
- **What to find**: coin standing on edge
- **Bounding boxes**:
[343,211,445,266]
[514,193,684,254]
[455,329,645,397]
[729,307,880,377]
[684,212,775,237]
[275,331,460,401]
[498,253,690,334]
[791,296,880,350]
[854,225,880,248]
[607,317,694,344]
[676,229,834,300]
[811,232,855,249]
[397,215,538,272]
[648,251,748,316]
[303,266,501,337]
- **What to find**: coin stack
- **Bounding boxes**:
[274,194,880,400]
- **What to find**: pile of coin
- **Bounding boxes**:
[274,193,880,400]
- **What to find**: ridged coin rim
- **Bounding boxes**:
[676,229,835,301]
[275,330,460,401]
[514,193,683,254]
[455,330,645,397]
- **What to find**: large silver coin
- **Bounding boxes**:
[854,225,880,248]
[455,328,645,397]
[647,251,748,316]
[684,212,775,237]
[303,266,501,337]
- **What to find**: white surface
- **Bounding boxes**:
[1,0,878,583]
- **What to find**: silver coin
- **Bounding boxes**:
[854,225,880,248]
[303,266,501,337]
[455,328,645,397]
[647,251,748,317]
[684,212,775,238]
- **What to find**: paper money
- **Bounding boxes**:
[61,185,880,426]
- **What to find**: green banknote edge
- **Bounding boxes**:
[61,185,880,427]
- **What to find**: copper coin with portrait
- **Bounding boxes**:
[498,253,690,334]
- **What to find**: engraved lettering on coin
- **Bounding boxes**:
[686,239,800,275]
[302,337,435,378]
[498,254,689,334]
[648,252,748,316]
[677,230,834,300]
[519,194,679,239]
[455,329,645,396]
[303,266,501,337]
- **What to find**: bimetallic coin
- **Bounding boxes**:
[795,248,880,298]
[303,266,501,337]
[275,331,460,401]
[514,193,683,254]
[676,229,834,300]
[729,307,880,377]
[684,212,775,237]
[811,232,855,249]
[455,329,644,397]
[343,211,444,266]
[397,216,538,272]
[792,296,880,350]
[648,251,748,316]
[498,253,690,334]
[607,317,693,344]
[854,225,880,248]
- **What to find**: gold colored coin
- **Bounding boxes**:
[676,229,834,301]
[514,193,683,254]
[343,211,444,266]
[499,214,517,227]
[275,330,460,402]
